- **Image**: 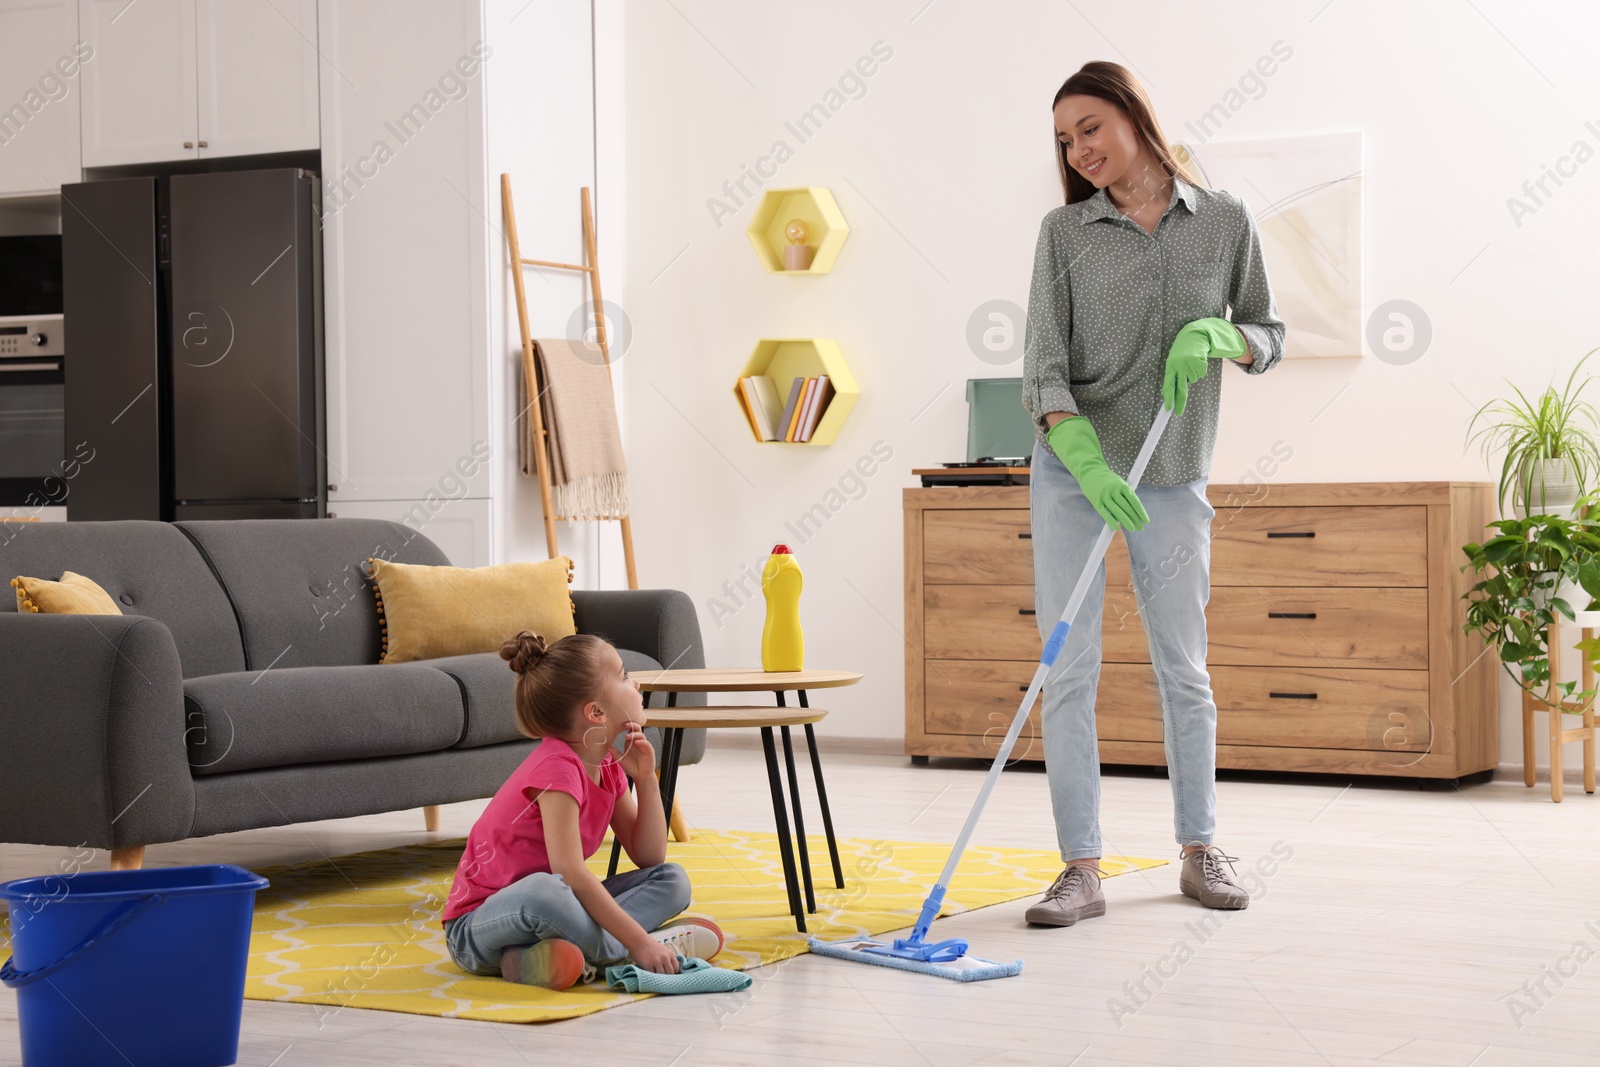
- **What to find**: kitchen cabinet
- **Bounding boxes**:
[0,0,85,196]
[195,0,320,157]
[317,0,490,509]
[79,0,317,167]
[903,482,1499,780]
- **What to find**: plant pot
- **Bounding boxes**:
[1514,456,1582,518]
[1557,572,1592,615]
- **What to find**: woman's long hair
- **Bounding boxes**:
[1051,61,1201,206]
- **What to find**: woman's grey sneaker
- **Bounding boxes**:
[1024,864,1105,926]
[1179,846,1250,909]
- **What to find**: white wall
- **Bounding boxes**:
[604,0,1600,766]
[483,0,629,589]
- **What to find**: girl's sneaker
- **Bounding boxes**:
[500,938,593,989]
[649,916,725,960]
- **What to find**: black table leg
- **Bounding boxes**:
[659,727,685,830]
[612,689,677,877]
[801,719,845,888]
[771,691,815,908]
[780,724,816,913]
[760,725,806,931]
[607,773,633,878]
[795,690,844,888]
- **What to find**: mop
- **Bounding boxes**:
[809,405,1173,981]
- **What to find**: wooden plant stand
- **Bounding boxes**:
[1523,620,1598,802]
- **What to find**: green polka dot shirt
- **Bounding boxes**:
[1022,174,1286,486]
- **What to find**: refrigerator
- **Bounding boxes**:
[61,169,325,521]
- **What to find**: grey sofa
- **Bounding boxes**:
[0,518,706,870]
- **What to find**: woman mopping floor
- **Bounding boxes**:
[1022,60,1287,926]
[811,59,1286,981]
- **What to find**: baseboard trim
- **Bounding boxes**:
[1497,760,1599,787]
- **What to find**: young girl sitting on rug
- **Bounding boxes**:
[441,630,723,990]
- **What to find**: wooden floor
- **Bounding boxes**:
[4,740,1600,1066]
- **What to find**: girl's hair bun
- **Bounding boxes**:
[500,630,550,675]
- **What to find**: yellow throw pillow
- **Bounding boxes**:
[367,556,577,664]
[12,571,124,615]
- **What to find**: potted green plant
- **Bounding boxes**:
[1461,500,1600,709]
[1467,347,1600,518]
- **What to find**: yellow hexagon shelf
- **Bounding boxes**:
[746,187,849,274]
[736,338,859,445]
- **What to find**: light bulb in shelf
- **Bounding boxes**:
[782,219,816,270]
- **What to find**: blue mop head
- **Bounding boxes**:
[808,937,1022,982]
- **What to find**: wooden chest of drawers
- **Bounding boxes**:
[903,482,1498,779]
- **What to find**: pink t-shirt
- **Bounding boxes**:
[441,737,628,924]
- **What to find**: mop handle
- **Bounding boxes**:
[927,405,1173,895]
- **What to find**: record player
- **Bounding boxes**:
[915,377,1035,487]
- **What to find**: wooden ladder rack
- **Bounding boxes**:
[500,175,638,589]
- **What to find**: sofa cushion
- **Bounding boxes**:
[175,518,450,671]
[183,663,465,776]
[0,519,245,677]
[426,647,670,750]
[12,570,123,615]
[368,556,576,664]
[420,651,516,748]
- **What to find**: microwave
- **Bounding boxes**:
[0,235,62,317]
[0,235,68,513]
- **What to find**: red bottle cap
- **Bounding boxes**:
[771,544,792,554]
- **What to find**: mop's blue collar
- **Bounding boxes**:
[1079,173,1200,225]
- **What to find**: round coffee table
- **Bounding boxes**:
[609,668,862,931]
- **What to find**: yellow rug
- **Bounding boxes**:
[240,831,1165,1023]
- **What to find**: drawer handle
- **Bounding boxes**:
[1268,611,1316,619]
[1267,531,1315,538]
[1018,608,1036,616]
[1017,532,1032,539]
[1269,691,1319,700]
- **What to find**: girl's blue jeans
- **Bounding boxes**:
[444,861,690,975]
[1029,438,1218,861]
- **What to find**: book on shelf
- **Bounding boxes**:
[751,375,783,438]
[793,378,816,441]
[736,377,769,441]
[790,377,821,441]
[736,374,790,441]
[780,376,807,441]
[799,375,834,441]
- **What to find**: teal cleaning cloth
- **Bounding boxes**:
[604,956,753,994]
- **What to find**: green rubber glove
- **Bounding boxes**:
[1163,317,1249,415]
[1046,416,1149,532]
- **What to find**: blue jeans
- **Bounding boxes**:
[1029,438,1218,861]
[443,861,691,975]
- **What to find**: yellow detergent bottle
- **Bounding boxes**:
[761,543,804,672]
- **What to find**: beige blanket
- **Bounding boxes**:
[517,338,629,520]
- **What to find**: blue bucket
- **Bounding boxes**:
[1,863,269,1067]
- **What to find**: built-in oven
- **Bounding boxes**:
[0,314,67,512]
[0,233,66,514]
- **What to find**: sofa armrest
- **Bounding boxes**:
[0,614,195,852]
[571,588,706,707]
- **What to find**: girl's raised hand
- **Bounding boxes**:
[618,721,655,779]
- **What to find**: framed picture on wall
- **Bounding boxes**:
[1177,131,1364,360]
